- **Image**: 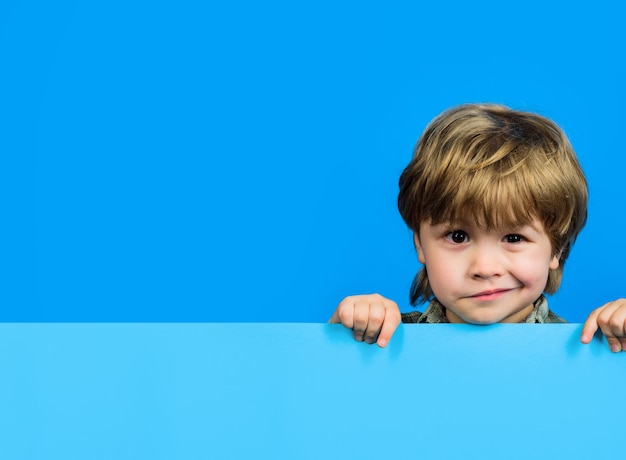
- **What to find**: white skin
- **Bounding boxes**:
[329,218,626,352]
[413,218,558,325]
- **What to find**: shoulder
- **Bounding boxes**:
[544,310,567,323]
[401,310,424,323]
[527,295,567,323]
[401,299,449,323]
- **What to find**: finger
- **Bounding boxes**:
[606,337,623,353]
[595,301,625,332]
[580,302,621,343]
[377,300,401,348]
[605,304,626,338]
[330,297,355,329]
[362,300,386,344]
[352,299,372,342]
[581,307,601,344]
[597,305,626,352]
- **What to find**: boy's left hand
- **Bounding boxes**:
[581,298,626,352]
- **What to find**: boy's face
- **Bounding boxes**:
[414,218,559,324]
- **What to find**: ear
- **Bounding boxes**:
[549,250,562,270]
[413,232,426,264]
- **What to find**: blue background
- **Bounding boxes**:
[3,1,625,322]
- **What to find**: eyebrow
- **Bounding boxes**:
[431,220,542,233]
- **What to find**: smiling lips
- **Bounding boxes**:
[468,289,513,301]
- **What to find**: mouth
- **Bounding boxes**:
[468,289,512,301]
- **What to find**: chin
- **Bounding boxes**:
[465,317,499,325]
[458,311,508,325]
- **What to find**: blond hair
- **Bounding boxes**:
[398,104,588,305]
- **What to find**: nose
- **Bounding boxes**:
[468,243,504,279]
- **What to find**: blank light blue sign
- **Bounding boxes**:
[0,323,624,459]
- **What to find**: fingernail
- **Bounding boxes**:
[611,343,621,353]
[378,338,387,348]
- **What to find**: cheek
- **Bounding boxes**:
[423,258,460,295]
[513,255,553,285]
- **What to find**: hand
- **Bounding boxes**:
[328,294,401,348]
[581,298,626,352]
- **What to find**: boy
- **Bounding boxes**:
[329,103,626,352]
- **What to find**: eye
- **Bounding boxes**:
[505,234,524,243]
[446,230,469,244]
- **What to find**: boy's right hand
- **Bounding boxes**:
[328,294,401,348]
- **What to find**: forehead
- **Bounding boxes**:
[425,216,546,234]
[427,198,540,231]
[420,157,553,233]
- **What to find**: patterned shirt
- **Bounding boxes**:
[401,295,566,324]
